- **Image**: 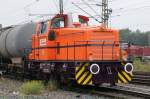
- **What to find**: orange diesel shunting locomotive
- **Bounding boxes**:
[27,14,133,86]
[29,14,119,61]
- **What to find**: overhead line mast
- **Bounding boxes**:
[102,0,108,27]
[59,0,111,27]
[59,0,64,14]
[101,0,112,27]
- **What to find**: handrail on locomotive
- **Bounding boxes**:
[24,40,131,62]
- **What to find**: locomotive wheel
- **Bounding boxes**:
[60,74,66,83]
[110,82,116,87]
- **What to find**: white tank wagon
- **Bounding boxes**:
[0,23,36,58]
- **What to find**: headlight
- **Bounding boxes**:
[90,64,100,75]
[124,63,134,73]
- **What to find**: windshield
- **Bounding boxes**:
[51,17,65,28]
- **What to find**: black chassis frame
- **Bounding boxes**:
[25,60,121,85]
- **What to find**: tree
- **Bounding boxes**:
[119,28,149,46]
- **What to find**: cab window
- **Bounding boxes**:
[40,22,48,34]
[51,17,65,28]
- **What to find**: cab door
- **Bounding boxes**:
[50,15,66,60]
[38,21,56,60]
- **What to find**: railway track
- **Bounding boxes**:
[130,71,150,86]
[64,71,150,98]
[1,71,150,98]
[101,84,150,98]
[64,83,150,99]
[0,84,149,99]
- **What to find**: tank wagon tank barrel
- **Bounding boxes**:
[0,23,36,58]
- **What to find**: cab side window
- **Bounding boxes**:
[51,17,65,28]
[40,22,48,34]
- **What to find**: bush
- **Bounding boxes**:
[20,80,44,95]
[134,58,150,72]
[47,79,59,91]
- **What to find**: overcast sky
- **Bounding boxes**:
[0,0,150,31]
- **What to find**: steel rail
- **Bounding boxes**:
[131,71,150,86]
[1,70,150,98]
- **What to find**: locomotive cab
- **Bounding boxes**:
[29,14,89,60]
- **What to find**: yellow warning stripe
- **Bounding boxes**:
[76,66,85,79]
[76,63,89,79]
[84,63,89,67]
[118,79,122,83]
[78,72,88,84]
[121,63,125,65]
[83,74,92,85]
[76,63,82,71]
[129,72,133,77]
[118,62,134,83]
[76,63,92,85]
[89,81,92,85]
[122,71,132,81]
[118,72,127,83]
[76,67,79,71]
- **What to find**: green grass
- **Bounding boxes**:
[133,59,150,72]
[20,80,44,95]
[47,79,59,91]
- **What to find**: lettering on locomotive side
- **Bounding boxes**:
[40,38,47,46]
